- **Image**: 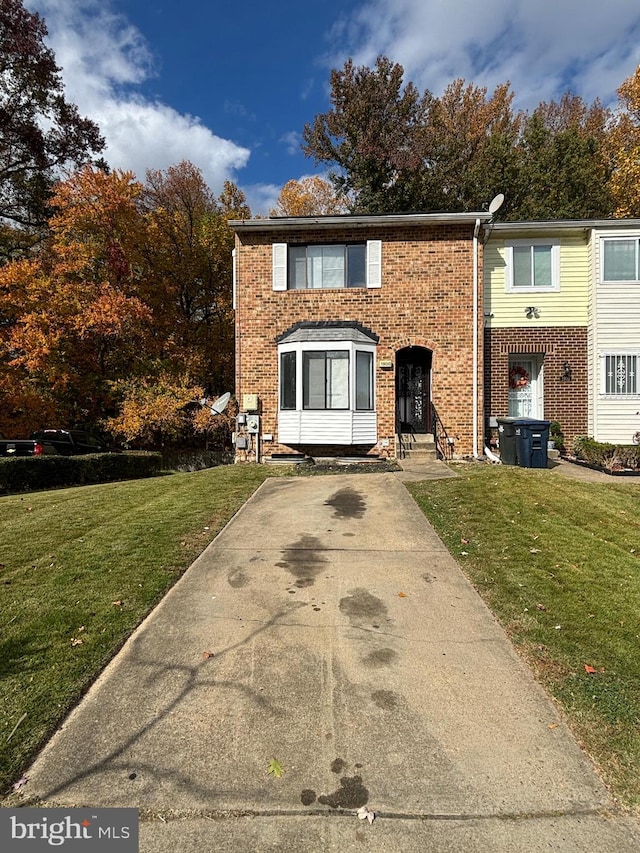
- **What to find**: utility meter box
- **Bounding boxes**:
[246,415,260,434]
[243,394,259,412]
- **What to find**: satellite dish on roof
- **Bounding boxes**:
[488,193,505,215]
[210,391,231,415]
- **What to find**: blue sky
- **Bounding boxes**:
[27,0,640,215]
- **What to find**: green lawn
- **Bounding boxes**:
[408,464,640,812]
[0,465,274,794]
[2,462,639,813]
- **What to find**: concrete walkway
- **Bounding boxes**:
[20,473,640,852]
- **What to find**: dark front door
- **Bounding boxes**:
[396,347,432,433]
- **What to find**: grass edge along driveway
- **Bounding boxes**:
[408,464,640,815]
[0,464,275,796]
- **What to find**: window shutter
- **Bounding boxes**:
[366,240,382,288]
[273,243,287,291]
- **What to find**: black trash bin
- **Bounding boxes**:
[496,417,518,465]
[515,419,550,468]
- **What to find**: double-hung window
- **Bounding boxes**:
[272,241,381,290]
[506,240,559,291]
[290,245,365,289]
[601,237,640,283]
[602,353,638,396]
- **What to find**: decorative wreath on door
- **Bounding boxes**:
[509,365,530,389]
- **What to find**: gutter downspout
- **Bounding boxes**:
[473,218,481,459]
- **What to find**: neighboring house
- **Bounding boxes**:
[230,212,493,461]
[484,219,640,447]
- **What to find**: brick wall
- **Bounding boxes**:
[484,327,588,444]
[235,223,483,458]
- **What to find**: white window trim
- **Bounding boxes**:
[278,339,376,412]
[599,351,640,397]
[505,239,560,293]
[272,240,382,291]
[599,234,640,284]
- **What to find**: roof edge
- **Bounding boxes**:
[230,212,493,232]
[492,218,640,233]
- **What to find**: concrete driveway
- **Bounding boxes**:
[20,473,640,851]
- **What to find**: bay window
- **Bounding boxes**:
[277,322,378,444]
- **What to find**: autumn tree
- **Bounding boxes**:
[140,163,243,395]
[0,0,104,253]
[420,78,522,213]
[302,57,431,213]
[270,176,348,216]
[607,66,640,217]
[0,167,150,434]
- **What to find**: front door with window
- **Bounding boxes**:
[508,356,543,418]
[396,347,432,433]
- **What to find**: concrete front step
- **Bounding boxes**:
[396,433,437,459]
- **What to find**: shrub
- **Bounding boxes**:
[572,436,640,471]
[0,452,163,495]
[549,420,565,454]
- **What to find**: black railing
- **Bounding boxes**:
[431,404,454,460]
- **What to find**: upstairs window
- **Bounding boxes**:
[601,238,640,282]
[290,244,365,289]
[272,241,381,290]
[506,240,559,291]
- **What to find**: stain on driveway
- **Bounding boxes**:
[324,487,366,519]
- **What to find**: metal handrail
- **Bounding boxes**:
[432,404,454,460]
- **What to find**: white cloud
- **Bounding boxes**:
[27,0,250,189]
[327,0,640,110]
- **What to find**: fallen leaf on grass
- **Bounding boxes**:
[357,806,375,824]
[70,638,83,646]
[530,548,542,554]
[536,603,546,611]
[267,758,284,778]
[112,600,125,607]
[12,776,28,792]
[584,664,598,675]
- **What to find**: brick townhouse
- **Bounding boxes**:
[230,212,493,461]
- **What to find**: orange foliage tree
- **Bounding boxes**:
[270,176,348,216]
[0,162,247,444]
[608,65,640,217]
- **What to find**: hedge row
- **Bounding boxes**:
[572,436,640,471]
[0,451,163,495]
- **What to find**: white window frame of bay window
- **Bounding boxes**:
[277,339,376,412]
[272,240,382,291]
[505,239,560,292]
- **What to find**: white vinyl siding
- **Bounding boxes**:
[591,230,640,442]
